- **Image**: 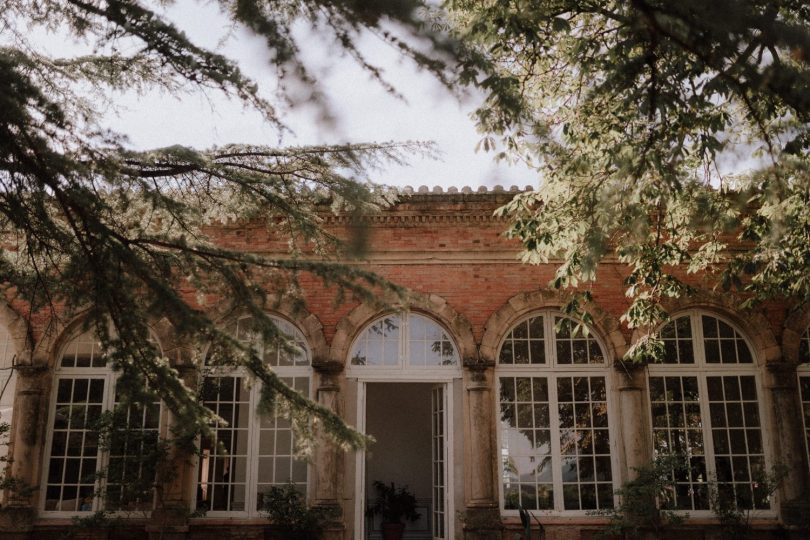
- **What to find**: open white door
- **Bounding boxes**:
[354,381,366,540]
[431,384,447,540]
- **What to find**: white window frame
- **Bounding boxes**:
[646,309,775,518]
[41,330,162,517]
[495,310,619,516]
[194,314,313,518]
[345,311,462,379]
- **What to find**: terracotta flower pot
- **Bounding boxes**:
[381,521,405,540]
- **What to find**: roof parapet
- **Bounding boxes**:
[401,184,533,195]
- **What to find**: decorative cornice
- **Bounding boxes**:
[321,185,530,226]
[322,212,509,226]
[400,184,532,195]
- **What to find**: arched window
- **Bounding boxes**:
[196,315,311,516]
[647,311,767,511]
[42,329,161,513]
[349,312,459,370]
[0,325,16,501]
[496,312,614,513]
[798,326,810,473]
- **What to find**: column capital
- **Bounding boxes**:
[12,363,47,379]
[463,357,494,371]
[312,358,344,376]
[765,360,797,375]
[613,360,646,391]
[765,361,800,390]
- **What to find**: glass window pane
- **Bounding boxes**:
[647,374,708,510]
[707,375,769,510]
[45,377,106,512]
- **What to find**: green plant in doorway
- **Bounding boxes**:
[367,481,421,540]
[260,482,339,540]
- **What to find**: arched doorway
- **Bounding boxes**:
[346,312,462,540]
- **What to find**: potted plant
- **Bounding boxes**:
[367,481,421,540]
[260,483,339,540]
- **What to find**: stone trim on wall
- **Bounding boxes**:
[0,302,33,367]
[783,304,810,365]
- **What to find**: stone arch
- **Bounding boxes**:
[330,293,477,367]
[46,312,179,370]
[479,289,627,365]
[0,301,34,367]
[783,304,810,365]
[204,298,329,364]
[645,289,782,367]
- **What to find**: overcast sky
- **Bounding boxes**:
[38,1,537,190]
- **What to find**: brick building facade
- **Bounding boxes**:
[0,188,808,539]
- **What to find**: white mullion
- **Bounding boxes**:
[546,314,566,511]
[548,373,564,512]
[495,375,507,513]
[697,374,717,509]
[752,371,775,510]
[443,381,454,540]
[605,369,621,509]
[401,313,409,369]
[733,369,773,514]
[691,312,716,509]
[691,310,706,366]
[95,372,116,512]
[41,375,61,512]
[546,315,557,369]
[248,381,261,517]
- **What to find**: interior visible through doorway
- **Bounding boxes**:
[365,383,433,540]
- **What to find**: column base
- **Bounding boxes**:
[146,504,190,540]
[0,505,34,539]
[463,506,503,540]
[781,494,810,529]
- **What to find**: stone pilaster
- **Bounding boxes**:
[148,357,197,540]
[463,363,502,540]
[764,362,808,512]
[0,365,48,539]
[614,362,652,480]
[311,359,344,540]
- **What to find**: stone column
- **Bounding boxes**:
[147,359,196,540]
[615,362,652,480]
[764,362,808,523]
[463,364,501,540]
[0,365,48,539]
[312,360,344,540]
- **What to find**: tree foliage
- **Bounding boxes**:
[0,0,463,449]
[6,0,809,459]
[448,0,810,360]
